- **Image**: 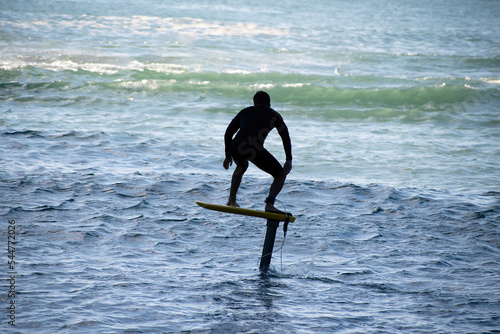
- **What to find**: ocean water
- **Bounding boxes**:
[1,0,500,333]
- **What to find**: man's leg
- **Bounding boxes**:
[227,161,248,207]
[265,170,287,212]
[251,149,287,212]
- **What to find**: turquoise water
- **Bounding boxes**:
[1,0,500,333]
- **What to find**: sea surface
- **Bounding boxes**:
[1,0,500,333]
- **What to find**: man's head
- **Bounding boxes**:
[253,90,271,107]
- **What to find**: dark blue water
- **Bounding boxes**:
[1,0,500,332]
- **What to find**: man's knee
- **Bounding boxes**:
[235,160,249,175]
[273,167,286,180]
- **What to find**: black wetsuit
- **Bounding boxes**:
[224,105,292,178]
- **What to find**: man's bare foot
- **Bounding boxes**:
[227,199,239,207]
[265,202,285,214]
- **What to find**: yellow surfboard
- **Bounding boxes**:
[196,201,295,222]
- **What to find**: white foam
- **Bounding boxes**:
[481,78,500,85]
[0,56,191,75]
[249,83,275,90]
[282,83,310,88]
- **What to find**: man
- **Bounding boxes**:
[223,91,292,213]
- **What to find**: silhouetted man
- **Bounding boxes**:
[223,91,292,213]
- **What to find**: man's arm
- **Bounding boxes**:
[276,119,293,175]
[223,113,241,169]
[277,122,292,162]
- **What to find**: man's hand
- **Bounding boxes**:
[284,159,292,175]
[223,157,233,170]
